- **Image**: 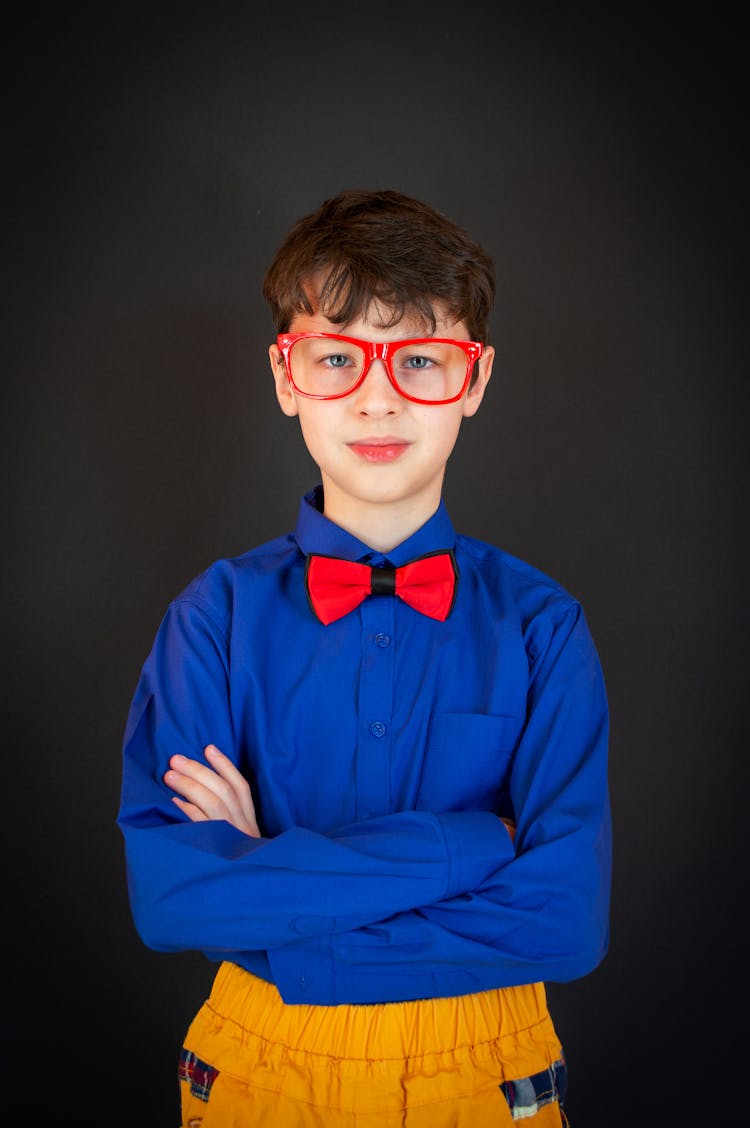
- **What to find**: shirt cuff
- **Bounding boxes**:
[436,810,515,899]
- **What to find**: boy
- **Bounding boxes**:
[118,189,611,1126]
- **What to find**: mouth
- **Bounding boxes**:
[348,438,411,463]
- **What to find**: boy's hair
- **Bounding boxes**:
[262,189,496,343]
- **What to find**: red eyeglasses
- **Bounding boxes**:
[277,332,483,405]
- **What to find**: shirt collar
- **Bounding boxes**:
[293,485,456,566]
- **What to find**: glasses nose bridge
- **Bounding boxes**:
[355,339,403,404]
[359,340,394,382]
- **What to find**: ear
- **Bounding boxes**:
[269,344,299,417]
[461,345,494,418]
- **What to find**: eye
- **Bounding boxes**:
[402,353,435,369]
[323,353,352,368]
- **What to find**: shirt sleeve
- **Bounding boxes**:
[266,601,611,1003]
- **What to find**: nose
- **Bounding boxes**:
[352,358,403,414]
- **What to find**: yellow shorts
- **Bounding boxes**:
[179,962,569,1126]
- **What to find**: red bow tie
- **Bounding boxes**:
[305,551,458,625]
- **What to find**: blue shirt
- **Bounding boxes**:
[118,486,611,1005]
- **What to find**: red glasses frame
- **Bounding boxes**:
[276,332,483,405]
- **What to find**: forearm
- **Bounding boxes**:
[267,804,611,1003]
[121,807,513,953]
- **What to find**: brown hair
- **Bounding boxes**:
[262,189,495,343]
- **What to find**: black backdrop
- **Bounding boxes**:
[4,6,745,1125]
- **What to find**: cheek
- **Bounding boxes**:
[295,406,339,455]
[420,408,464,452]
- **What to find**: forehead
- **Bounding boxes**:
[288,299,469,342]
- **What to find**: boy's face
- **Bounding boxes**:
[269,301,494,548]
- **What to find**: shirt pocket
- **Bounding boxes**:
[415,712,521,813]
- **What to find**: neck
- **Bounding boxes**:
[320,479,443,554]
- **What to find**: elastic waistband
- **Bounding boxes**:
[206,962,554,1061]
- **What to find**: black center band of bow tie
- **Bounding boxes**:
[370,567,396,596]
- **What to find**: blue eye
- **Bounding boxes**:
[400,354,437,372]
[324,354,351,368]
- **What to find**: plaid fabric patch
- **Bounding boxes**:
[178,1048,220,1102]
[499,1056,568,1120]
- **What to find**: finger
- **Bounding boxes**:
[204,746,259,834]
[172,796,209,822]
[168,753,235,801]
[204,745,254,798]
[166,756,249,825]
[166,768,260,837]
[172,786,258,837]
[168,751,252,820]
[164,768,231,819]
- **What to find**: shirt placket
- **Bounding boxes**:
[356,596,396,820]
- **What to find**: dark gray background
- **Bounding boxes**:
[4,5,745,1124]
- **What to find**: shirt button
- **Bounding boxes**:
[369,721,387,738]
[374,633,391,647]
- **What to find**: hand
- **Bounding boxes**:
[164,744,261,838]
